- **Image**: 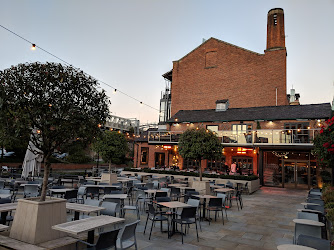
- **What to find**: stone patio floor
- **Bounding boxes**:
[121,187,308,250]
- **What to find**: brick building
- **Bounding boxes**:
[134,8,332,189]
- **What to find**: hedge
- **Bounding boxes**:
[123,168,258,181]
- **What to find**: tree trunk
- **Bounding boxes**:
[40,153,51,202]
[332,167,334,187]
[109,160,111,173]
[199,159,202,181]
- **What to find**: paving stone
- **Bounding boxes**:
[242,232,263,240]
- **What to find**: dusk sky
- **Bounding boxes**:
[1,0,333,124]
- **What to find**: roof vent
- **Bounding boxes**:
[216,99,229,112]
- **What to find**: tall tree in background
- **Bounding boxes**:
[178,128,223,181]
[1,62,110,201]
[93,130,129,172]
[314,116,334,185]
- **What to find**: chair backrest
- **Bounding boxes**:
[155,191,167,198]
[184,189,196,195]
[160,188,169,193]
[64,190,78,200]
[95,229,120,249]
[217,193,227,205]
[171,187,180,194]
[148,203,157,216]
[86,186,100,195]
[184,191,199,202]
[145,183,154,189]
[0,198,11,204]
[100,201,119,216]
[24,185,39,194]
[306,204,324,214]
[118,220,140,245]
[0,189,11,194]
[297,234,330,250]
[152,181,159,189]
[307,199,324,206]
[103,198,121,208]
[295,222,322,242]
[84,198,101,207]
[156,197,171,203]
[180,206,197,219]
[77,187,86,196]
[187,198,200,208]
[208,197,222,207]
[297,211,319,221]
[104,186,119,194]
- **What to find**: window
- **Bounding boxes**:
[205,51,217,68]
[284,123,310,143]
[273,14,277,25]
[140,147,149,165]
[206,125,219,134]
[232,124,252,134]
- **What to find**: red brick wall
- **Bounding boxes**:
[171,38,287,117]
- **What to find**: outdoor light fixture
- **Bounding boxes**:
[140,102,143,105]
[31,44,36,50]
[98,124,102,128]
[114,89,117,93]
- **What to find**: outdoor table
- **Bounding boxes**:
[168,183,187,188]
[20,183,42,187]
[66,202,105,220]
[235,182,244,191]
[301,202,321,206]
[192,194,216,221]
[0,203,18,225]
[52,215,125,244]
[158,201,191,237]
[0,224,9,232]
[277,244,316,250]
[214,188,234,207]
[85,177,102,185]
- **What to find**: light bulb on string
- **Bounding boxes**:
[31,44,36,50]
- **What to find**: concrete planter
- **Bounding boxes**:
[101,173,117,184]
[122,170,260,194]
[10,197,67,244]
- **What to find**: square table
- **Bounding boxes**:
[168,184,187,188]
[214,188,235,207]
[66,202,105,220]
[52,215,125,244]
[158,201,191,237]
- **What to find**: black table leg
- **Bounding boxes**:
[74,211,80,220]
[0,212,7,225]
[87,230,95,244]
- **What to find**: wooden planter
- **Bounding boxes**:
[10,197,67,244]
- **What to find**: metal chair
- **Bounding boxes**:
[217,193,228,219]
[184,191,199,203]
[100,201,119,217]
[170,187,181,201]
[187,198,202,231]
[172,206,199,244]
[123,196,140,220]
[64,190,78,203]
[116,220,140,249]
[85,186,100,199]
[103,198,123,217]
[145,183,154,189]
[77,228,120,250]
[77,186,86,203]
[144,203,169,240]
[294,219,324,244]
[297,211,319,221]
[297,234,330,250]
[23,184,40,198]
[207,197,224,225]
[104,186,119,195]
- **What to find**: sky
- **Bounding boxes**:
[1,0,334,125]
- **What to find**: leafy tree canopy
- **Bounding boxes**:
[93,130,129,170]
[178,128,223,161]
[0,62,110,200]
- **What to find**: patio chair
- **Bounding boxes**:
[100,201,119,217]
[152,181,159,189]
[217,193,228,219]
[306,198,325,206]
[187,198,202,231]
[77,186,86,204]
[64,189,78,203]
[85,186,100,200]
[297,234,330,250]
[104,186,119,195]
[297,211,318,221]
[77,228,120,250]
[154,191,168,199]
[127,186,134,205]
[172,206,199,244]
[231,190,243,210]
[184,191,199,203]
[145,183,154,189]
[103,198,123,217]
[117,220,140,249]
[136,189,150,213]
[207,197,224,225]
[123,196,140,220]
[23,184,40,198]
[144,203,169,240]
[170,187,181,201]
[293,219,323,244]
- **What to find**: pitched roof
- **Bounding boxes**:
[168,103,332,123]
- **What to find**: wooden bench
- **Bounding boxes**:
[0,235,78,250]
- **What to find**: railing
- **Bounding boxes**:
[148,129,320,145]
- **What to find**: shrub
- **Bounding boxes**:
[322,187,334,204]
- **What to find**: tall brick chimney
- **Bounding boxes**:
[267,8,285,51]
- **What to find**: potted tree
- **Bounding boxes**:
[178,128,222,192]
[1,62,109,244]
[93,130,129,183]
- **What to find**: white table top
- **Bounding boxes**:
[293,219,324,227]
[297,209,323,214]
[0,194,11,199]
[0,224,9,232]
[144,189,166,194]
[0,203,18,212]
[301,202,321,206]
[103,194,128,199]
[192,194,217,199]
[50,188,75,193]
[168,184,187,187]
[277,244,316,250]
[20,183,41,187]
[214,188,234,192]
[52,215,125,235]
[158,201,192,209]
[66,203,105,213]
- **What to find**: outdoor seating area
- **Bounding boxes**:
[0,171,318,249]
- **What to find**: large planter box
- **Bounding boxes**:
[10,197,67,244]
[101,173,117,184]
[122,170,260,194]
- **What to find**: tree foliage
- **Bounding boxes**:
[1,62,110,200]
[313,116,334,168]
[178,128,223,180]
[93,130,129,170]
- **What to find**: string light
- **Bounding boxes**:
[0,24,159,112]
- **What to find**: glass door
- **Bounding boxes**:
[284,161,296,189]
[296,162,309,189]
[283,160,309,189]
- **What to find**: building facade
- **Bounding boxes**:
[134,8,332,189]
